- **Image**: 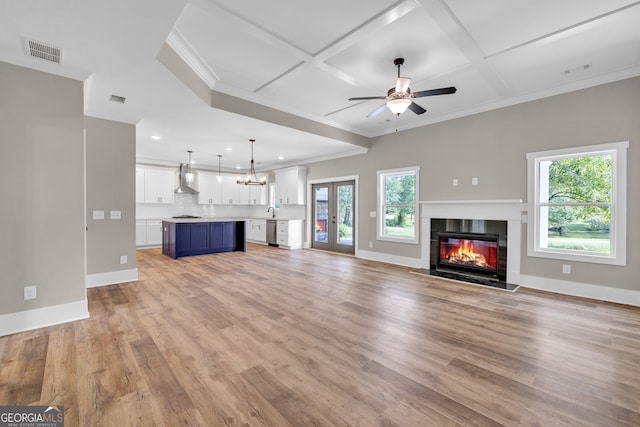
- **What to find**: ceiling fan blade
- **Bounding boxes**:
[408,102,426,115]
[395,77,411,94]
[412,86,457,98]
[367,104,388,118]
[348,96,386,101]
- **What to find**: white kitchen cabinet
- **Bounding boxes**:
[276,219,303,249]
[136,167,145,203]
[237,183,251,205]
[238,185,268,205]
[141,166,175,204]
[247,219,267,243]
[136,220,147,246]
[235,181,268,205]
[136,219,162,247]
[250,185,268,205]
[197,173,268,205]
[275,166,306,205]
[221,175,240,205]
[146,220,163,245]
[197,171,223,205]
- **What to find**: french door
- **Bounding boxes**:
[311,180,355,254]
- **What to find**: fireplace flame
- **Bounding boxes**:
[445,240,488,268]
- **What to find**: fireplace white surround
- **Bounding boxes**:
[420,200,525,286]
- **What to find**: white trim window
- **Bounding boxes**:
[526,141,628,265]
[377,166,419,244]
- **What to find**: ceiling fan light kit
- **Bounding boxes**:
[386,98,412,115]
[348,58,457,118]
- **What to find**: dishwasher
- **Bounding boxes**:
[267,220,278,246]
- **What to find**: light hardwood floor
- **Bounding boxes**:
[1,244,639,426]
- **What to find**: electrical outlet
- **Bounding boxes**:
[369,241,373,248]
[472,177,478,186]
[24,286,37,300]
[562,264,571,274]
[452,178,458,187]
[120,255,128,265]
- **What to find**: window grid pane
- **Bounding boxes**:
[537,151,614,256]
[379,169,417,241]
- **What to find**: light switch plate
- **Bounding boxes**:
[24,286,37,300]
[110,210,121,219]
[93,210,104,220]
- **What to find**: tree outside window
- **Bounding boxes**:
[378,167,419,243]
[527,141,628,265]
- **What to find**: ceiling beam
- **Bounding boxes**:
[210,90,371,149]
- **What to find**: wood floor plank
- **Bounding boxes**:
[1,244,639,426]
[129,336,194,416]
[0,331,49,405]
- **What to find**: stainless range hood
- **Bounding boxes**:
[175,163,198,194]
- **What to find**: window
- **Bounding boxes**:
[527,141,628,265]
[377,166,419,244]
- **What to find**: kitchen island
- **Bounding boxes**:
[162,218,246,259]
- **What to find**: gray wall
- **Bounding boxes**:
[306,76,640,292]
[85,117,136,275]
[0,61,86,315]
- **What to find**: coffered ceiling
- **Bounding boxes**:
[1,0,639,172]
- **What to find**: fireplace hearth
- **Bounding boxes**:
[430,218,517,290]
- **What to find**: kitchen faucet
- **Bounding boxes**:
[267,206,275,218]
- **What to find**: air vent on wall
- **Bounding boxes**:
[25,39,62,64]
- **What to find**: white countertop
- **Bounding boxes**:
[161,217,246,224]
[139,216,303,223]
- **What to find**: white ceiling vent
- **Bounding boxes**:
[25,39,62,64]
[110,94,126,104]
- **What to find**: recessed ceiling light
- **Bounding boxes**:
[225,147,232,152]
[151,135,160,140]
[235,165,241,169]
[278,156,285,160]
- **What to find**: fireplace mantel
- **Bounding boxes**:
[420,200,525,285]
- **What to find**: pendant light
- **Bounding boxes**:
[184,150,195,183]
[236,139,267,186]
[216,154,223,183]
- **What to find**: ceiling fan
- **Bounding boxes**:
[348,58,457,118]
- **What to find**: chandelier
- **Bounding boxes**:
[237,139,266,186]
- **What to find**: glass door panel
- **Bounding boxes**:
[314,186,329,244]
[312,181,355,254]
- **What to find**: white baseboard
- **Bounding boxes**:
[356,249,423,269]
[519,274,640,307]
[352,252,639,307]
[86,268,138,288]
[0,299,89,337]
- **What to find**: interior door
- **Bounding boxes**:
[312,180,355,254]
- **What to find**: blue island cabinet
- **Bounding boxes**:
[162,220,246,259]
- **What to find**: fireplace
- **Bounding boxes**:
[430,218,514,289]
